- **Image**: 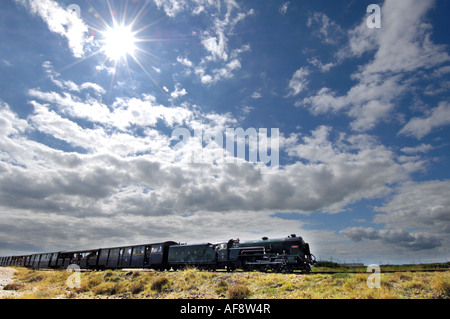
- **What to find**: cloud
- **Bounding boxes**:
[2,91,419,222]
[170,83,188,99]
[28,63,195,134]
[14,0,91,57]
[161,1,253,85]
[349,0,449,75]
[374,180,450,234]
[201,31,229,62]
[341,227,441,250]
[298,73,405,132]
[399,101,450,139]
[288,67,309,96]
[307,12,344,45]
[282,126,418,212]
[251,92,262,99]
[340,227,380,242]
[401,143,434,154]
[42,61,106,95]
[342,179,450,251]
[0,101,28,137]
[195,57,244,84]
[177,56,194,68]
[279,2,290,15]
[153,0,188,17]
[307,57,335,72]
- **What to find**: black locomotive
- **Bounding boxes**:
[0,234,315,273]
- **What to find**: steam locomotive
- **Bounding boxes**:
[0,234,315,273]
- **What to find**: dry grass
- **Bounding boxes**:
[2,267,449,299]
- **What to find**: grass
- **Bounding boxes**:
[2,266,449,299]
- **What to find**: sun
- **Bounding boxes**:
[101,24,137,61]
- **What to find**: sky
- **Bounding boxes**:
[0,0,449,265]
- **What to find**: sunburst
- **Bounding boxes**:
[59,0,166,95]
[100,23,138,62]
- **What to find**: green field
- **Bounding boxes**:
[2,264,449,299]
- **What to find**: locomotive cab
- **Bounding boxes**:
[285,234,316,268]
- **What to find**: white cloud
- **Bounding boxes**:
[177,56,194,68]
[399,101,450,139]
[280,126,416,213]
[279,2,290,15]
[42,61,106,95]
[0,101,28,137]
[307,57,335,72]
[299,73,403,131]
[15,0,91,57]
[348,100,393,132]
[374,180,450,233]
[28,89,111,125]
[201,31,229,61]
[28,101,104,150]
[170,84,188,99]
[153,0,188,17]
[195,57,243,84]
[288,67,309,96]
[2,95,418,219]
[401,143,434,154]
[251,92,262,99]
[356,0,449,76]
[307,12,344,45]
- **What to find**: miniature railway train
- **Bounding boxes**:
[0,234,315,273]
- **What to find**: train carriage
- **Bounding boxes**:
[37,252,57,269]
[29,254,41,269]
[56,252,75,269]
[60,249,100,269]
[95,241,177,270]
[146,241,177,270]
[168,243,218,270]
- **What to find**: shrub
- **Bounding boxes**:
[151,276,169,292]
[23,273,43,283]
[227,284,251,299]
[130,281,145,294]
[93,281,124,295]
[215,279,228,295]
[3,282,25,291]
